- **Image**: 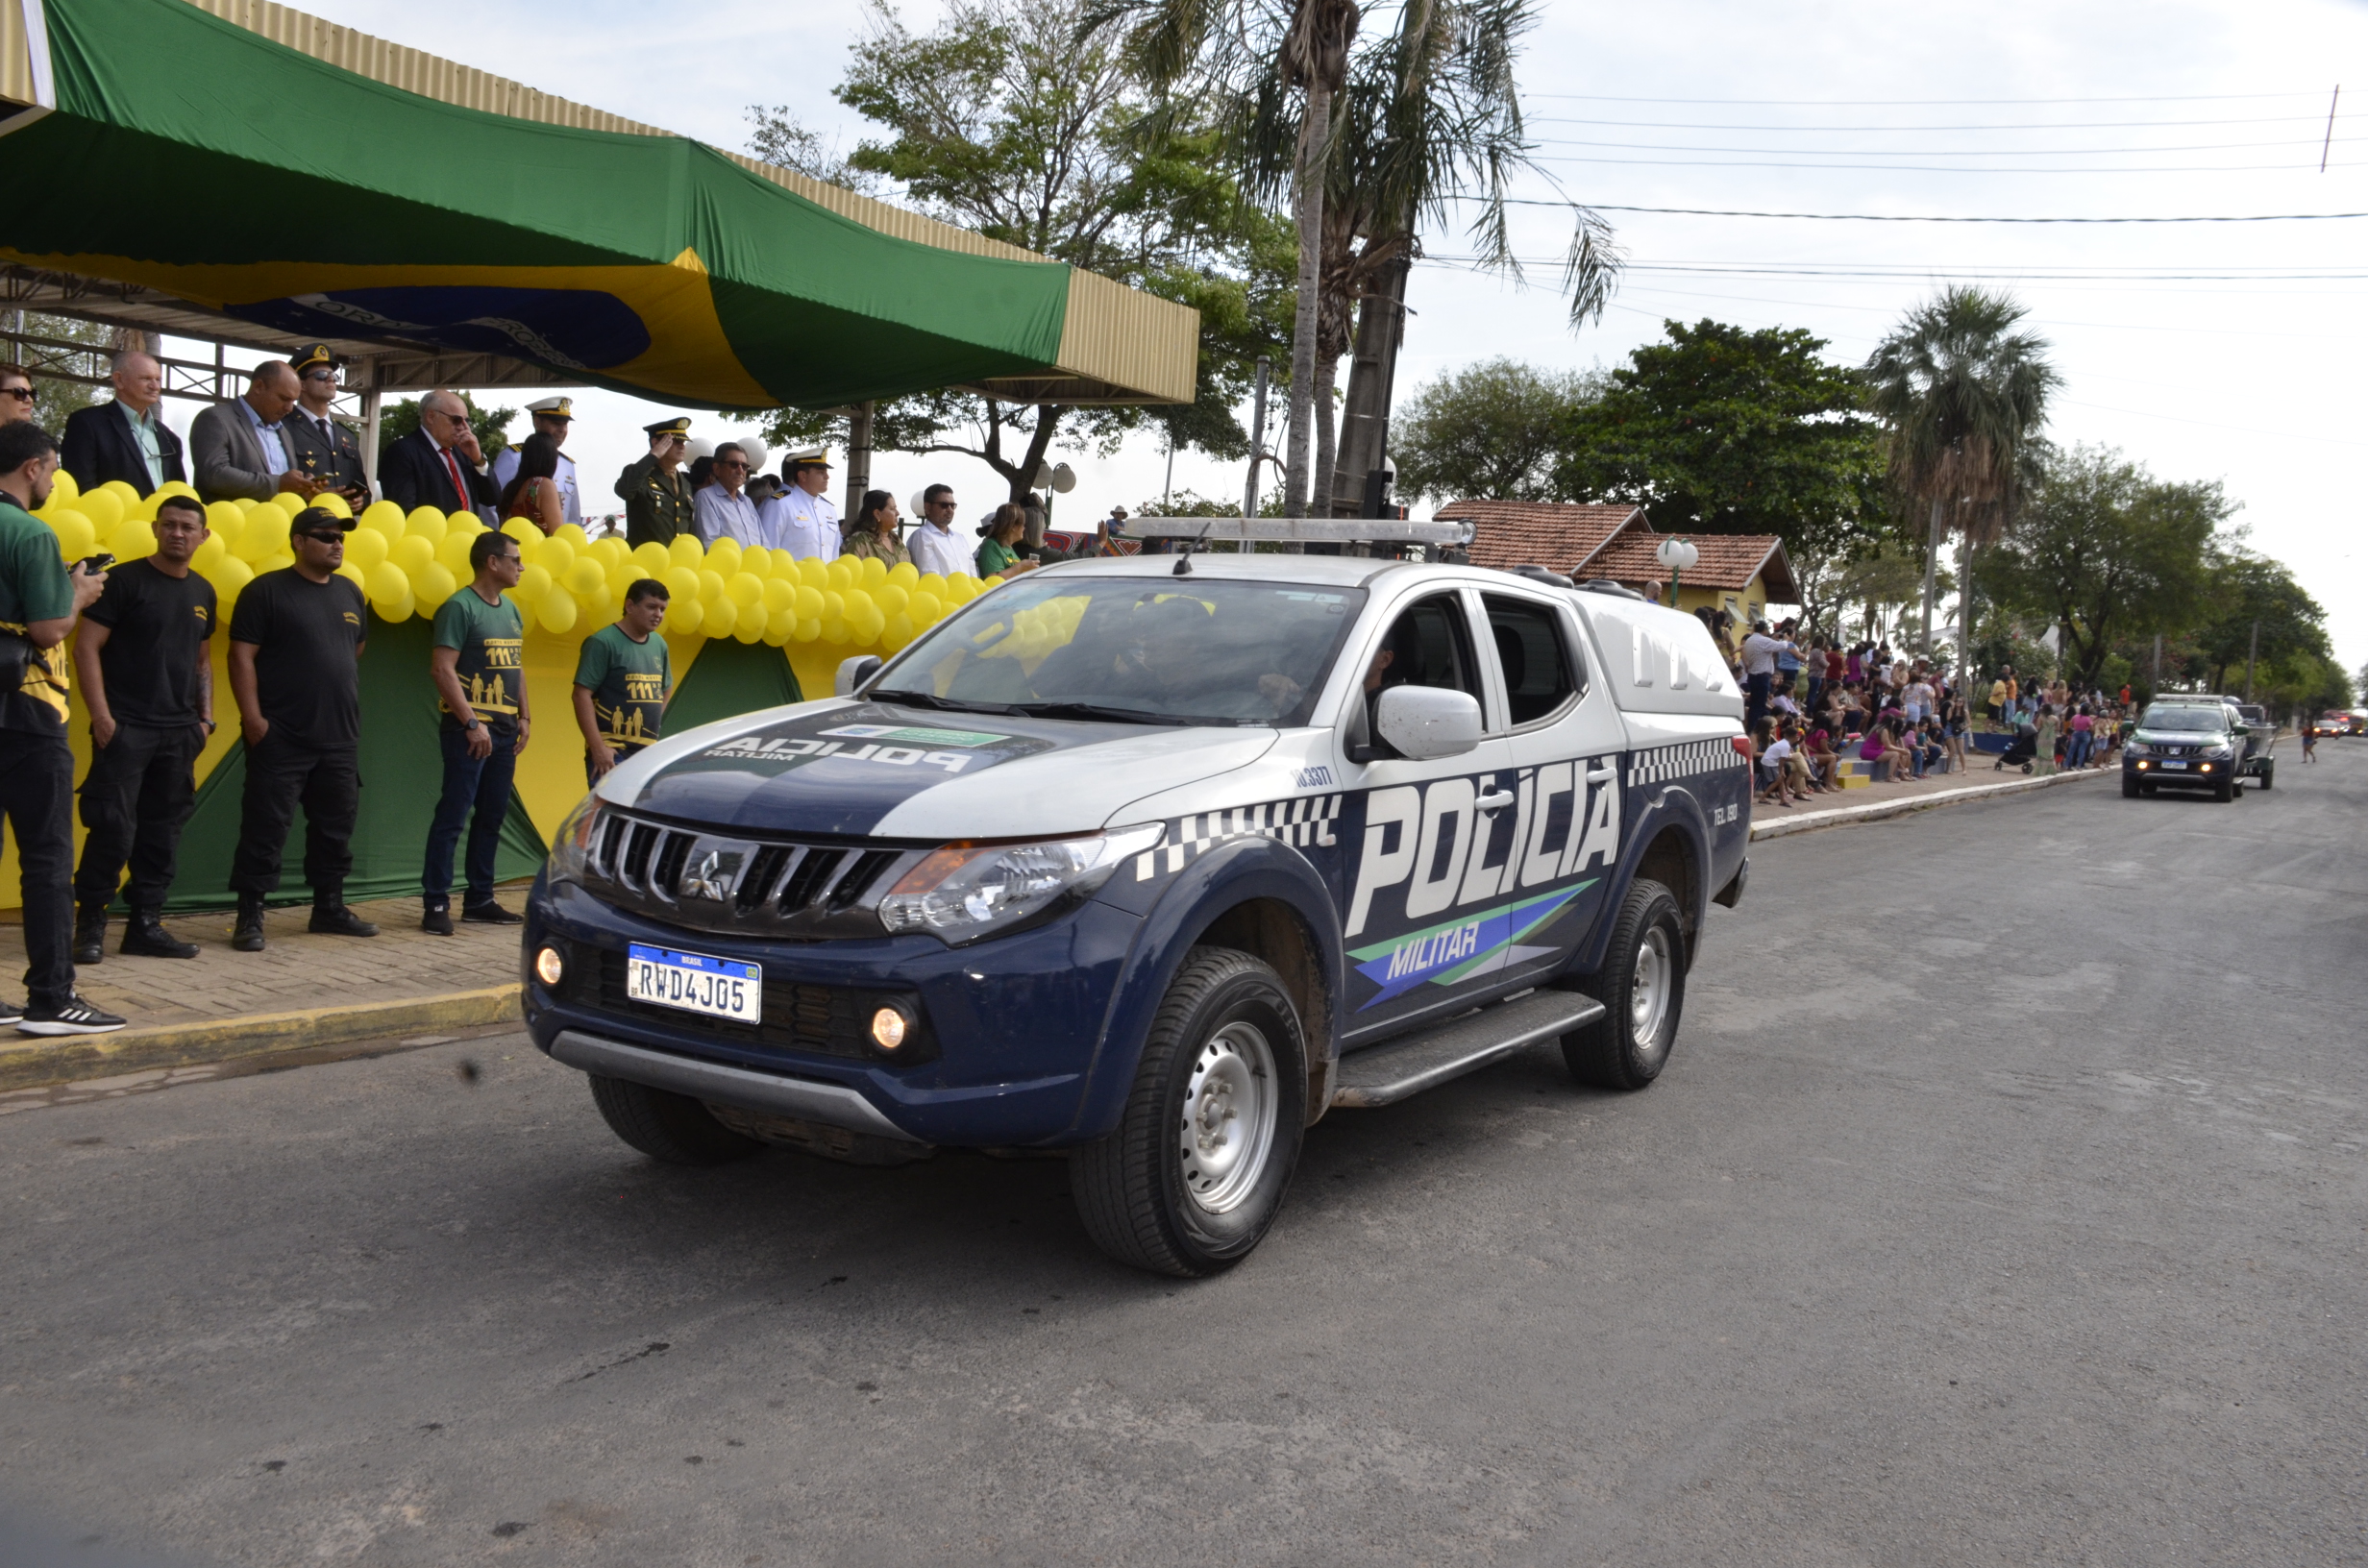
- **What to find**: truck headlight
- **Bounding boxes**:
[879,824,1163,943]
[2124,742,2151,757]
[548,797,603,885]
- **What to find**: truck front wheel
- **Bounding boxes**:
[1071,947,1307,1277]
[1563,879,1686,1092]
[588,1074,764,1165]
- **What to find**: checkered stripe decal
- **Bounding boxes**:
[1135,795,1343,880]
[1626,740,1740,788]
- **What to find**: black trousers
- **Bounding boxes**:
[74,721,203,910]
[230,733,360,899]
[0,729,76,1007]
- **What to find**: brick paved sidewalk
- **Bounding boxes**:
[0,888,527,1088]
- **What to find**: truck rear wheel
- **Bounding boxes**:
[1563,879,1686,1092]
[1071,947,1306,1277]
[588,1074,764,1165]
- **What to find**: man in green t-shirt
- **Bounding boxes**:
[573,578,673,784]
[0,422,120,1035]
[423,530,530,935]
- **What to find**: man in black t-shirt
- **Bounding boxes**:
[225,507,377,952]
[71,494,217,962]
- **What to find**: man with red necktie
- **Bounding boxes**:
[378,388,499,520]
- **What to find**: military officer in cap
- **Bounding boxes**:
[283,345,371,507]
[616,417,696,548]
[762,447,840,561]
[491,396,582,529]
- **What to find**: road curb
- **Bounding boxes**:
[1749,766,2111,842]
[0,984,523,1092]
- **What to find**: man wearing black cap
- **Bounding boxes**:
[283,345,371,508]
[616,417,695,547]
[492,396,581,529]
[224,506,378,952]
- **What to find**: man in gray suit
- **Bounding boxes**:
[189,362,318,505]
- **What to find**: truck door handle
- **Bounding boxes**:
[1475,790,1516,813]
[1586,765,1615,782]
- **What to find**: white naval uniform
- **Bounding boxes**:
[489,445,582,529]
[762,484,841,561]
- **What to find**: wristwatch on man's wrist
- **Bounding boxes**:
[464,719,481,733]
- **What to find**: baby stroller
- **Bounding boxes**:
[1992,726,2036,773]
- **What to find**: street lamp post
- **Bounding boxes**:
[1654,536,1699,606]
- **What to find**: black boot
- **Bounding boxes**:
[72,902,109,966]
[72,904,110,966]
[421,898,454,937]
[120,907,200,960]
[232,894,268,953]
[308,891,380,938]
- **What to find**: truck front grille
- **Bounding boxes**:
[580,808,919,939]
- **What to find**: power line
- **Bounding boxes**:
[1426,257,2368,282]
[1522,91,2328,106]
[1465,199,2368,224]
[1525,113,2343,132]
[1531,153,2359,173]
[1529,135,2356,157]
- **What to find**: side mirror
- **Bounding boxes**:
[835,654,882,697]
[1373,685,1483,761]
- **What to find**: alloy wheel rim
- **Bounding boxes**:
[1178,1022,1278,1214]
[1631,927,1671,1048]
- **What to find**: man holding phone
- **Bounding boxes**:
[70,494,217,963]
[226,506,376,952]
[0,421,122,1035]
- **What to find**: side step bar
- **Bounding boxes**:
[1330,991,1606,1109]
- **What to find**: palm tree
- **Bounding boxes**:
[1864,285,2060,661]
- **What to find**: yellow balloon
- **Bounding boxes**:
[333,561,367,592]
[740,546,774,576]
[762,613,794,648]
[702,596,738,639]
[887,560,920,589]
[563,557,605,596]
[365,560,408,603]
[434,531,474,575]
[341,527,389,570]
[45,510,95,561]
[668,534,704,569]
[358,500,406,535]
[189,533,227,574]
[698,569,727,603]
[516,562,553,602]
[100,479,141,508]
[917,572,947,597]
[605,561,641,598]
[794,584,826,620]
[793,617,821,643]
[390,535,435,576]
[206,554,254,597]
[821,617,849,644]
[663,566,703,603]
[206,501,246,539]
[254,551,296,576]
[798,556,828,588]
[270,490,309,518]
[535,535,576,574]
[632,541,672,577]
[234,505,290,564]
[733,611,766,646]
[764,551,802,580]
[536,585,579,635]
[666,596,704,637]
[858,555,888,586]
[950,575,979,603]
[875,583,910,617]
[822,590,846,622]
[727,571,764,608]
[826,557,856,590]
[402,508,446,544]
[501,517,540,547]
[48,469,80,505]
[762,577,798,615]
[556,522,590,548]
[886,612,916,647]
[309,491,353,519]
[592,537,630,567]
[909,591,943,625]
[111,519,157,560]
[130,492,161,524]
[78,489,125,536]
[414,561,458,606]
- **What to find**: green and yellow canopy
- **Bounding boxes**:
[0,0,1195,410]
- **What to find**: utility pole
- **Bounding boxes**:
[1332,256,1413,522]
[2245,618,2259,703]
[2152,632,2162,696]
[1240,358,1270,554]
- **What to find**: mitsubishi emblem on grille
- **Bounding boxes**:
[680,846,737,902]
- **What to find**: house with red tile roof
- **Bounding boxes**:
[1432,500,1644,577]
[1431,497,1797,625]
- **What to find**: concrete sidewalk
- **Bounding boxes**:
[0,891,524,1090]
[1749,758,2117,839]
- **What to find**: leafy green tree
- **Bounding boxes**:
[1390,358,1601,503]
[12,313,115,438]
[749,0,1292,501]
[1554,320,1886,572]
[1864,285,2060,657]
[1979,445,2223,690]
[2188,546,2331,696]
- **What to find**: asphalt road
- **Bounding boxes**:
[4,747,2363,1567]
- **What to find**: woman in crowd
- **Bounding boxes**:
[498,432,566,535]
[1803,720,1840,792]
[1943,695,1971,773]
[2032,702,2060,775]
[976,503,1037,578]
[842,490,911,566]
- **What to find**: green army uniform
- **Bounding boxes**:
[574,622,670,782]
[616,454,694,547]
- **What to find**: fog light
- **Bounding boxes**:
[870,1006,909,1051]
[2135,760,2149,770]
[2199,762,2212,772]
[534,945,565,987]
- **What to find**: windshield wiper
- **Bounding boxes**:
[870,691,1024,716]
[1005,700,1207,727]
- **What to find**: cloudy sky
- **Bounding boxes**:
[279,0,2366,679]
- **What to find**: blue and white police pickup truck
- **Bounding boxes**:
[523,545,1750,1276]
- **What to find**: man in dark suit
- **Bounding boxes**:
[59,352,185,500]
[283,344,371,507]
[379,388,498,518]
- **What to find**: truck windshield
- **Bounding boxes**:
[2140,706,2228,733]
[872,577,1367,725]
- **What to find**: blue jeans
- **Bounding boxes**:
[423,723,517,907]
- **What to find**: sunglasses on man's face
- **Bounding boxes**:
[715,458,748,471]
[296,529,347,544]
